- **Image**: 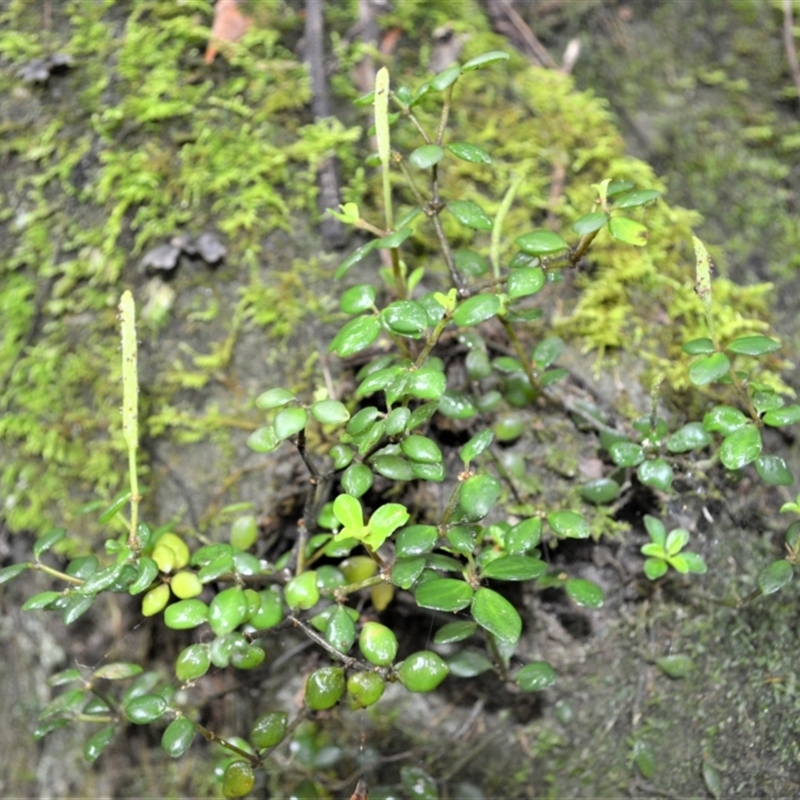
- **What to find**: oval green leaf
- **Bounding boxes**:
[719,425,762,470]
[409,144,444,169]
[162,716,195,759]
[726,335,780,356]
[482,555,547,581]
[274,407,307,441]
[547,510,590,539]
[340,284,376,315]
[637,458,674,491]
[471,587,522,644]
[457,474,501,521]
[688,352,731,386]
[447,141,492,164]
[310,399,350,425]
[608,215,649,246]
[415,578,474,612]
[757,559,793,595]
[667,422,712,453]
[448,199,493,231]
[763,405,800,427]
[462,50,510,70]
[565,578,604,608]
[508,267,545,300]
[125,693,168,725]
[571,212,608,236]
[329,315,381,358]
[755,454,793,486]
[515,230,569,255]
[515,661,556,692]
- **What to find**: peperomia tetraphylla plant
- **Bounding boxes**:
[3,51,799,798]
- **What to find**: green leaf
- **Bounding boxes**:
[92,662,143,681]
[565,579,604,608]
[34,528,66,559]
[454,248,489,277]
[274,407,308,440]
[515,661,556,692]
[580,478,620,504]
[163,599,210,630]
[396,525,438,557]
[637,458,674,491]
[98,491,131,524]
[605,179,635,196]
[613,189,661,208]
[608,215,649,246]
[62,595,94,625]
[341,463,374,498]
[247,425,279,453]
[438,390,477,420]
[162,716,196,759]
[482,555,546,581]
[409,144,444,169]
[457,474,501,521]
[415,578,475,611]
[447,649,494,677]
[643,558,668,580]
[84,725,115,763]
[431,64,462,90]
[757,559,793,595]
[682,337,715,355]
[447,141,492,164]
[401,434,443,464]
[667,422,712,453]
[385,406,411,435]
[382,300,429,337]
[407,368,446,400]
[633,740,656,780]
[175,644,211,682]
[371,454,414,481]
[571,212,608,236]
[334,240,378,279]
[448,199,493,231]
[719,425,762,470]
[367,503,410,548]
[255,388,295,409]
[689,352,731,385]
[532,336,564,368]
[400,766,439,800]
[656,654,694,679]
[310,399,350,425]
[434,620,478,644]
[515,230,569,255]
[763,405,800,426]
[78,562,127,596]
[682,552,707,574]
[333,494,363,530]
[609,441,645,467]
[125,693,168,724]
[325,605,357,652]
[357,368,402,400]
[665,528,690,555]
[462,50,510,70]
[459,429,494,464]
[471,587,522,644]
[547,511,590,539]
[703,405,749,435]
[0,563,29,585]
[506,518,542,554]
[755,454,794,486]
[391,556,427,589]
[726,335,780,356]
[644,514,666,544]
[47,668,83,687]
[329,315,381,358]
[340,284,377,315]
[508,267,545,299]
[22,591,62,611]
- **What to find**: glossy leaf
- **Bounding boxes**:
[613,189,661,208]
[656,654,694,679]
[580,478,620,504]
[84,725,115,763]
[22,591,62,611]
[162,716,195,759]
[763,405,800,427]
[251,711,289,750]
[164,599,209,630]
[329,315,381,357]
[643,558,668,580]
[608,215,649,246]
[382,300,429,337]
[565,578,604,608]
[391,556,426,589]
[125,693,168,724]
[434,620,478,644]
[609,441,645,467]
[325,606,357,652]
[415,578,474,612]
[333,494,363,529]
[334,240,378,279]
[453,294,501,327]
[407,368,446,400]
[515,661,556,692]
[459,429,494,464]
[703,405,749,435]
[401,434,443,464]
[532,336,564,368]
[448,200,493,231]
[757,559,793,595]
[547,511,590,539]
[637,458,674,491]
[396,525,438,557]
[462,50,510,70]
[341,463,373,498]
[516,230,568,255]
[175,644,211,682]
[508,267,545,299]
[397,651,449,693]
[371,454,414,480]
[447,141,492,163]
[447,650,494,678]
[274,407,307,440]
[63,595,94,625]
[471,587,522,644]
[719,425,762,470]
[571,212,608,235]
[0,563,28,585]
[667,422,712,453]
[454,248,489,277]
[340,283,376,315]
[377,226,412,249]
[506,518,542,554]
[92,662,143,681]
[247,425,279,453]
[34,528,66,559]
[754,454,793,486]
[431,64,461,90]
[482,555,546,581]
[457,474,501,520]
[409,144,444,169]
[310,399,350,425]
[688,352,731,386]
[255,388,295,409]
[682,337,715,355]
[726,335,780,356]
